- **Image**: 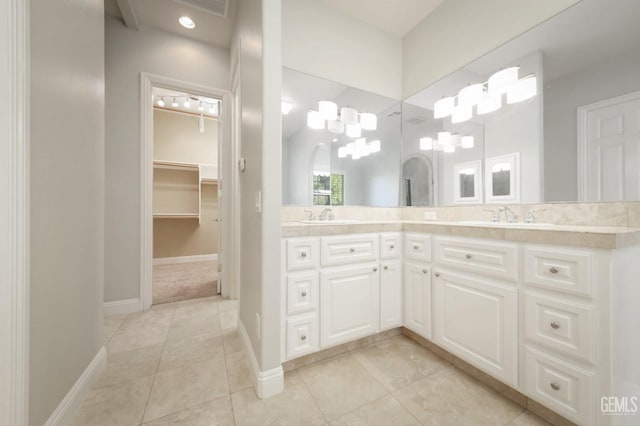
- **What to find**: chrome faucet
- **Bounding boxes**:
[484,209,501,223]
[524,209,545,224]
[319,208,334,221]
[303,210,315,221]
[500,206,518,223]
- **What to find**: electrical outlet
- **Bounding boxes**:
[424,211,437,220]
[255,313,261,340]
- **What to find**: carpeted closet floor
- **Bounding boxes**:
[153,261,218,305]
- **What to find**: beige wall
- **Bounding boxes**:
[29,0,105,424]
[105,17,230,303]
[402,0,580,98]
[154,109,218,165]
[154,184,219,258]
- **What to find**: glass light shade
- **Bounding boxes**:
[340,107,358,125]
[450,134,461,146]
[346,123,362,138]
[318,101,338,121]
[327,120,345,134]
[419,137,433,150]
[461,136,475,149]
[507,76,537,104]
[451,104,472,124]
[437,131,451,145]
[488,66,519,95]
[443,144,455,153]
[369,139,381,153]
[477,94,502,115]
[281,101,293,115]
[458,84,485,106]
[337,146,347,158]
[345,143,355,155]
[434,97,455,119]
[359,113,377,130]
[307,110,324,129]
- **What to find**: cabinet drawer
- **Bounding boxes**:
[525,247,592,297]
[320,234,378,267]
[434,237,518,282]
[404,233,431,263]
[380,233,402,259]
[286,238,319,271]
[286,313,319,360]
[525,292,595,364]
[287,271,319,315]
[525,346,593,425]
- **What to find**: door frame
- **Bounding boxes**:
[577,89,640,201]
[1,0,30,424]
[140,73,236,309]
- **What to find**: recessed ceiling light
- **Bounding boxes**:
[179,16,196,29]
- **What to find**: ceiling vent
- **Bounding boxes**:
[173,0,229,18]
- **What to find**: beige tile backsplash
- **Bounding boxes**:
[283,202,640,227]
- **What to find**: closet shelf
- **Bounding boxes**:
[153,213,199,219]
[200,178,219,185]
[153,160,199,171]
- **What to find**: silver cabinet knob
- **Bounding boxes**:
[350,248,355,253]
[413,244,419,250]
[301,335,307,341]
[383,265,388,270]
[301,291,307,297]
[301,251,307,258]
[434,272,440,277]
[465,254,472,259]
[423,269,429,274]
[550,382,560,391]
[549,266,559,274]
[550,321,560,329]
[373,267,378,272]
[389,244,395,249]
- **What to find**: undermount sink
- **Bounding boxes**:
[458,221,554,228]
[300,219,359,224]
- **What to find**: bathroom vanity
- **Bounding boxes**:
[281,221,640,426]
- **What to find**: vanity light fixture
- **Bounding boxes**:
[339,107,358,125]
[437,131,451,145]
[369,139,381,153]
[359,113,377,131]
[419,137,433,150]
[458,84,485,106]
[345,143,355,155]
[307,110,324,129]
[345,123,362,138]
[443,144,455,153]
[307,103,377,134]
[183,99,191,108]
[506,75,537,104]
[434,96,455,119]
[477,94,501,115]
[179,16,196,29]
[421,133,473,151]
[451,103,472,124]
[281,101,293,115]
[488,67,520,95]
[327,120,345,134]
[171,97,179,107]
[461,136,475,149]
[338,146,347,158]
[450,134,462,146]
[318,101,338,121]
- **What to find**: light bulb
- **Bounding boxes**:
[198,102,204,111]
[461,136,475,149]
[359,113,377,131]
[184,99,191,108]
[307,110,324,129]
[179,16,196,29]
[434,97,455,119]
[171,98,178,107]
[157,98,165,107]
[318,101,338,121]
[419,137,433,150]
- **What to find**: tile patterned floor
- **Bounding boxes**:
[73,297,551,425]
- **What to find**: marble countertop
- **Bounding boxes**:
[281,220,640,249]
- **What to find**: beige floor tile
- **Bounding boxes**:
[173,296,220,320]
[222,329,244,355]
[142,396,234,425]
[108,318,171,354]
[225,350,252,393]
[329,394,419,426]
[95,344,163,388]
[103,315,127,344]
[510,411,552,426]
[393,367,523,425]
[159,333,225,372]
[231,370,325,426]
[70,375,154,426]
[143,359,230,423]
[298,353,387,420]
[219,309,238,330]
[166,311,221,341]
[351,335,448,391]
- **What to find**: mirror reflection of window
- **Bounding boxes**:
[459,168,476,198]
[492,162,511,196]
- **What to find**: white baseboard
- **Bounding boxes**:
[153,254,218,265]
[44,346,107,426]
[238,320,284,399]
[103,298,141,317]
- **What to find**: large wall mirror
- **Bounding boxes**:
[403,0,640,206]
[282,68,402,207]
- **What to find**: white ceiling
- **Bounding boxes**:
[317,0,444,37]
[104,0,236,48]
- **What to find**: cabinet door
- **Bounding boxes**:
[433,270,518,387]
[403,262,432,339]
[380,260,402,330]
[320,263,380,348]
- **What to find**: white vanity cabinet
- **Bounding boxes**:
[402,233,432,338]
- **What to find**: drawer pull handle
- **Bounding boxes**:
[550,382,560,391]
[389,244,395,249]
[465,254,472,259]
[301,335,307,341]
[383,266,388,270]
[373,267,378,272]
[301,291,307,297]
[550,321,560,329]
[301,251,307,258]
[350,248,355,253]
[549,266,559,274]
[413,245,419,250]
